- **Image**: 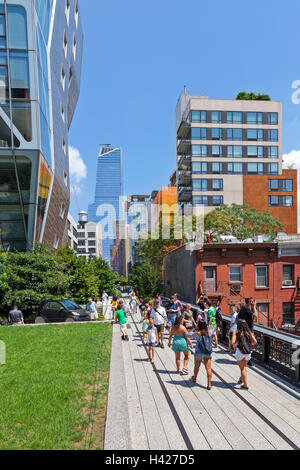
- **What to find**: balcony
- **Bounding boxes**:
[177,170,192,186]
[177,155,191,171]
[177,119,190,139]
[178,186,192,202]
[177,138,190,154]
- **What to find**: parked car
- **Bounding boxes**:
[35,300,90,324]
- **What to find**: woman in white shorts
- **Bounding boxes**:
[232,319,257,390]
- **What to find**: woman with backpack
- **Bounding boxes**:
[232,319,257,390]
[190,320,213,390]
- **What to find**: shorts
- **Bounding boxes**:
[235,348,251,362]
[90,312,98,320]
[194,352,212,361]
[120,323,127,334]
[149,342,157,348]
[167,315,177,327]
[155,324,164,334]
[208,325,217,335]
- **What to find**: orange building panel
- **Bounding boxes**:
[243,170,297,234]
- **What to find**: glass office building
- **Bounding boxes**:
[0,0,83,250]
[88,145,124,265]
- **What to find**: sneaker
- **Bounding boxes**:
[248,360,253,367]
[160,343,165,349]
[157,343,161,348]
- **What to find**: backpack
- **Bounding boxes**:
[215,309,222,325]
[201,335,213,355]
[238,335,253,355]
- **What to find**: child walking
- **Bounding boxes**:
[142,312,149,345]
[147,318,159,364]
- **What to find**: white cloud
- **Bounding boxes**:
[282,150,300,231]
[69,146,87,184]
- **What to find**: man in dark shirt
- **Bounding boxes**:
[8,306,24,325]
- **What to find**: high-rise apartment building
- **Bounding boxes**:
[0,0,83,251]
[76,211,102,260]
[88,145,124,265]
[175,93,297,233]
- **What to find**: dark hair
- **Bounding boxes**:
[174,315,183,327]
[197,320,208,333]
[205,300,212,307]
[113,295,118,301]
[236,319,252,345]
[245,298,251,305]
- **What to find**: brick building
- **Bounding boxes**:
[163,238,300,330]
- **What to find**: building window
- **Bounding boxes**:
[88,240,96,247]
[88,232,96,238]
[212,162,222,174]
[77,232,85,238]
[60,204,66,219]
[63,31,68,58]
[61,104,65,122]
[227,146,242,158]
[212,195,223,206]
[268,129,278,142]
[212,179,223,190]
[193,195,208,206]
[227,128,243,141]
[212,145,222,156]
[78,240,86,246]
[247,162,263,174]
[191,128,207,140]
[65,0,70,24]
[247,129,263,141]
[211,111,222,123]
[283,195,293,207]
[212,128,222,140]
[282,303,294,325]
[282,265,294,286]
[61,65,66,90]
[282,180,293,191]
[227,111,242,124]
[191,145,207,156]
[75,1,79,28]
[88,248,96,254]
[268,179,279,191]
[191,110,206,123]
[72,34,77,59]
[247,146,263,158]
[268,147,278,158]
[269,195,279,206]
[193,179,208,191]
[229,266,242,282]
[268,163,278,175]
[192,162,207,174]
[247,112,263,125]
[256,266,268,287]
[268,113,278,125]
[54,236,60,250]
[228,162,243,174]
[64,171,68,186]
[62,139,66,154]
[257,304,269,322]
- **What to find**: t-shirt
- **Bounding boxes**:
[9,309,23,323]
[142,320,149,332]
[167,301,179,316]
[150,307,166,325]
[207,306,216,327]
[86,301,97,313]
[102,293,108,301]
[229,312,238,333]
[115,309,127,325]
[148,326,157,344]
[238,305,254,331]
[183,310,194,328]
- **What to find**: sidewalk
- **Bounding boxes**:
[104,308,300,451]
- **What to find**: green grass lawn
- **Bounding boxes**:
[0,323,112,450]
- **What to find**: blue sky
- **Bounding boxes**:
[68,0,300,219]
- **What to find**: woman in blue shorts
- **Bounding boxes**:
[191,320,213,390]
[168,316,192,375]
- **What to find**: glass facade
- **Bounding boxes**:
[88,145,124,265]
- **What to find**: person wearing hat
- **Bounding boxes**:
[8,306,24,325]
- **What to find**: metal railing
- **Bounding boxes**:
[161,295,300,386]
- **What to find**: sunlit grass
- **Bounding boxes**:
[0,323,112,450]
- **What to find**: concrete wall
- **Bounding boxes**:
[163,246,196,304]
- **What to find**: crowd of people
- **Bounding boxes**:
[113,290,258,391]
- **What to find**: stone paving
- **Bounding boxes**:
[104,304,300,451]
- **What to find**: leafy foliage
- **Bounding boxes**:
[204,204,284,241]
[236,91,271,101]
[128,262,161,299]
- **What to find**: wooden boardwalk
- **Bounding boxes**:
[104,308,300,451]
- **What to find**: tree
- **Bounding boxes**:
[204,204,284,241]
[236,92,271,101]
[128,263,161,300]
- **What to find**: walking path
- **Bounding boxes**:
[104,303,300,451]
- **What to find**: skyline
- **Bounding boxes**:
[68,0,300,222]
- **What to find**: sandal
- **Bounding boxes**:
[207,385,212,391]
[191,376,197,383]
[182,368,189,375]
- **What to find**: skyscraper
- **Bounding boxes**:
[88,145,124,265]
[176,93,297,233]
[0,0,83,251]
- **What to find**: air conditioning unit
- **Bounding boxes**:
[283,280,293,286]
